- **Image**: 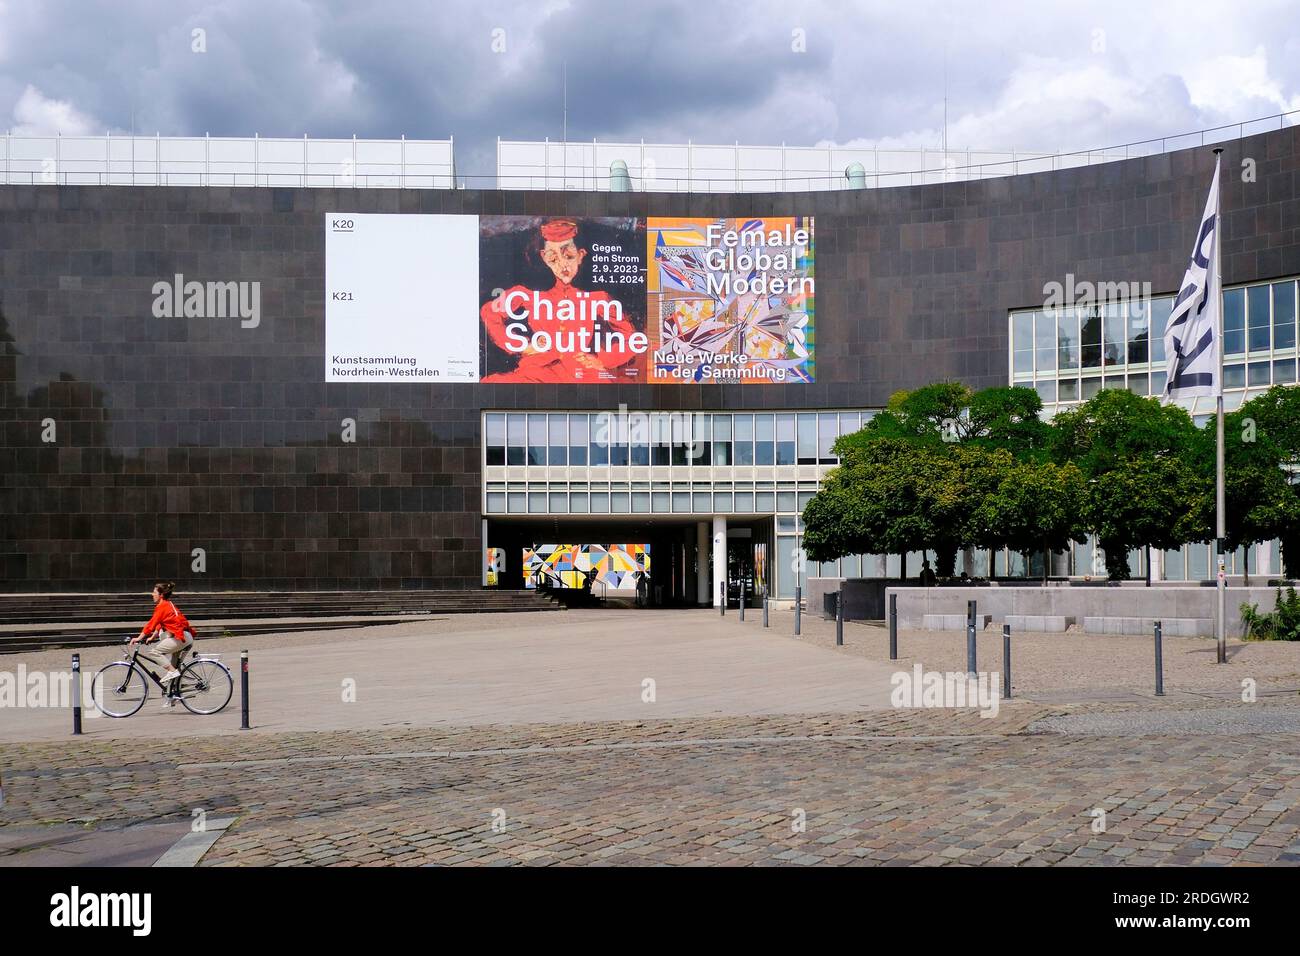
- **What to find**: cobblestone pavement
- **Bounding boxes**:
[3,700,1298,866]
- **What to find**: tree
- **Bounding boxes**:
[1225,387,1300,579]
[1050,389,1212,580]
[972,459,1087,581]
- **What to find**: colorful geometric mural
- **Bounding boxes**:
[484,547,505,586]
[523,543,650,590]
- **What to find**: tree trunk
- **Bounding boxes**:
[900,552,907,581]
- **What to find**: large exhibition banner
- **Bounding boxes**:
[325,214,814,384]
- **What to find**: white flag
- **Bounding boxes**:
[1163,157,1221,399]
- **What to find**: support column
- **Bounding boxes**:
[712,516,727,608]
[481,519,489,586]
[696,521,710,606]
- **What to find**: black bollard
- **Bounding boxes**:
[966,599,977,675]
[240,649,251,730]
[888,592,898,661]
[739,584,745,622]
[835,592,844,646]
[719,580,725,617]
[762,593,769,628]
[794,586,802,636]
[1154,621,1164,697]
[71,654,82,736]
[1002,624,1011,700]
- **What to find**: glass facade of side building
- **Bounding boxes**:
[1008,274,1300,581]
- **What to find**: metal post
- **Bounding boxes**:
[1002,624,1011,700]
[719,580,725,617]
[239,650,251,730]
[835,592,844,646]
[966,599,977,675]
[71,654,82,735]
[739,583,745,622]
[1154,622,1165,696]
[888,592,898,660]
[763,593,769,628]
[794,586,802,636]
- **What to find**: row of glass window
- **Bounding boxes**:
[1011,278,1300,377]
[484,411,875,468]
[485,481,820,515]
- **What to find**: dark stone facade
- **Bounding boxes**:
[2,126,1297,591]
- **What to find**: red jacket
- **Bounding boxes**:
[140,600,194,641]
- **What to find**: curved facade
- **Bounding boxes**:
[1,125,1298,592]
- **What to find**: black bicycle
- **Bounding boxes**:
[90,639,234,718]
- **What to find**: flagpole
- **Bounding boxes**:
[1213,146,1226,665]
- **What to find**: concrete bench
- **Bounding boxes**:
[1004,614,1073,633]
[1083,616,1213,637]
[921,613,992,631]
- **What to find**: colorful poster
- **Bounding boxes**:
[479,217,649,383]
[325,214,814,384]
[648,217,815,383]
[523,543,650,590]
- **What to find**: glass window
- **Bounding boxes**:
[692,493,711,512]
[755,491,775,512]
[1151,370,1167,395]
[527,414,546,466]
[548,491,567,512]
[776,415,796,465]
[485,413,505,466]
[818,413,838,462]
[1080,307,1102,368]
[755,414,775,466]
[734,491,754,512]
[1163,548,1185,581]
[733,414,754,465]
[590,416,609,466]
[507,491,526,513]
[1058,377,1079,401]
[1248,285,1271,352]
[527,491,545,513]
[1127,373,1149,396]
[1149,296,1171,364]
[1223,288,1245,355]
[1274,281,1296,351]
[1224,364,1245,388]
[1035,380,1057,403]
[714,492,733,511]
[777,490,797,512]
[1126,299,1149,365]
[610,489,630,512]
[798,490,815,511]
[570,492,589,513]
[507,414,526,466]
[1034,311,1057,373]
[1248,362,1271,386]
[569,414,589,466]
[1274,358,1296,384]
[1081,376,1102,399]
[652,491,670,511]
[609,413,629,466]
[590,491,609,513]
[672,491,690,512]
[630,413,649,466]
[1102,303,1124,366]
[1057,308,1080,370]
[486,492,506,512]
[839,411,861,436]
[776,537,797,599]
[712,414,732,465]
[797,414,817,464]
[547,414,567,466]
[1012,312,1033,351]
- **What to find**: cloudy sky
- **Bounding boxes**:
[2,0,1298,175]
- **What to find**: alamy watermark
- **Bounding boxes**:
[1042,273,1152,312]
[890,664,1000,718]
[151,273,260,328]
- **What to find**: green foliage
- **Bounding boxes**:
[1239,587,1300,641]
[806,380,1299,583]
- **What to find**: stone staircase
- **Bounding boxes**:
[0,589,560,653]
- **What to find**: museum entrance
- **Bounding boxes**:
[484,516,774,608]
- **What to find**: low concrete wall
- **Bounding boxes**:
[884,585,1290,638]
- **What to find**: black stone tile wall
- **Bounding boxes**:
[1,126,1296,590]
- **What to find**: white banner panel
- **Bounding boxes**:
[325,213,481,382]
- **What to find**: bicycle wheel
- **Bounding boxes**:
[176,659,233,715]
[90,661,148,718]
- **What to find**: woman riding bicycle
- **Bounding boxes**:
[129,582,196,689]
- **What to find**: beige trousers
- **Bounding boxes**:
[140,631,193,675]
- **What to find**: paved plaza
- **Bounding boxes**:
[2,609,1299,866]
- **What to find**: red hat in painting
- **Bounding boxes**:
[540,218,578,242]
